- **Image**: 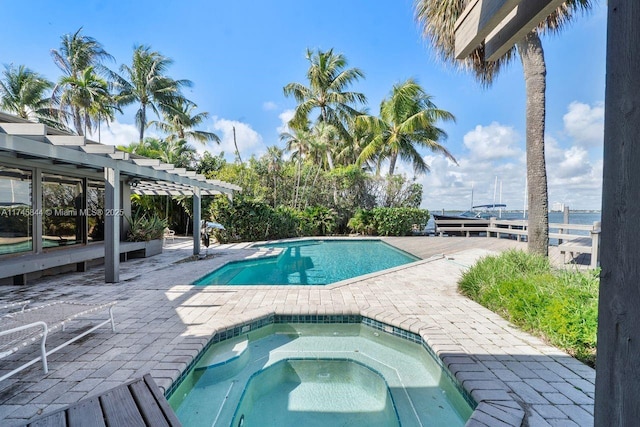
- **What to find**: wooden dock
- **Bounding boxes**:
[384,236,593,269]
[430,218,600,268]
[24,374,182,427]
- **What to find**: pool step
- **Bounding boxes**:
[195,336,248,371]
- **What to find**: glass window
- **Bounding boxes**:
[88,180,104,242]
[42,173,84,248]
[0,166,33,255]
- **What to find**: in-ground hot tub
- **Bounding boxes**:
[168,320,475,426]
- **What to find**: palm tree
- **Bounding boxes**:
[113,45,191,142]
[283,48,367,169]
[265,145,284,207]
[150,98,219,145]
[51,28,113,135]
[356,78,456,176]
[54,67,111,136]
[280,123,312,208]
[0,64,54,120]
[415,0,592,256]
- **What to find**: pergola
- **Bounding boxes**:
[0,112,240,284]
[455,1,637,425]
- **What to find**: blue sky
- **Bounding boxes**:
[1,0,606,210]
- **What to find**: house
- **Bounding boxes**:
[0,112,239,284]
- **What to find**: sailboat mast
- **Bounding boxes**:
[499,180,503,218]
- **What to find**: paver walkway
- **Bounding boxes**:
[0,236,594,426]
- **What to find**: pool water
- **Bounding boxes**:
[168,323,473,427]
[233,359,399,427]
[193,239,419,286]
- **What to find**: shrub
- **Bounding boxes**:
[126,214,168,242]
[347,207,430,236]
[459,250,599,366]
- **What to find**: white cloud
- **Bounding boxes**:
[211,117,264,160]
[563,101,604,147]
[463,122,522,161]
[277,109,295,135]
[87,120,140,147]
[263,101,278,111]
[418,114,603,211]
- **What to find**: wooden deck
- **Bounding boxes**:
[25,374,181,427]
[383,236,592,269]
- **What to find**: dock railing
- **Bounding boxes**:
[434,217,601,268]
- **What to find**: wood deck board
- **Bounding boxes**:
[26,375,181,427]
[100,384,146,427]
[129,380,170,427]
[67,397,105,427]
[143,374,184,427]
[28,411,65,427]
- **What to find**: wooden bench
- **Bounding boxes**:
[24,374,182,427]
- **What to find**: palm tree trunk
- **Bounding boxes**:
[388,153,398,176]
[517,31,549,256]
[294,159,302,209]
[74,107,84,136]
[139,105,146,142]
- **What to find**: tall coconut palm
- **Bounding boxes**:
[55,67,111,136]
[150,98,219,145]
[280,123,312,208]
[283,48,367,169]
[265,145,284,207]
[51,28,113,135]
[357,78,456,176]
[415,0,592,256]
[113,45,191,142]
[0,64,53,119]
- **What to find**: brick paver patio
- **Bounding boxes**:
[0,237,594,426]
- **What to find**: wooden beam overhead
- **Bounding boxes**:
[485,0,565,61]
[454,0,522,59]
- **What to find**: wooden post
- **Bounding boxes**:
[590,221,600,269]
[594,2,640,425]
[104,167,120,283]
[193,187,201,256]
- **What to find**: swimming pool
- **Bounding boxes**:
[193,239,419,286]
[168,322,474,426]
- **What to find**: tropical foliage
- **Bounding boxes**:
[112,45,192,142]
[0,29,459,239]
[356,78,456,176]
[126,213,168,242]
[459,250,598,366]
[0,64,55,123]
[50,28,114,136]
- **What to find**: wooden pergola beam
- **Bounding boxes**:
[485,0,565,61]
[454,0,565,61]
[454,0,521,59]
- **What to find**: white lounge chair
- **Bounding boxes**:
[0,300,116,381]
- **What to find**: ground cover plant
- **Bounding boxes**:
[459,250,598,366]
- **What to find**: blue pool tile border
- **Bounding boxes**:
[165,313,477,412]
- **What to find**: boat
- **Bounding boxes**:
[432,204,507,221]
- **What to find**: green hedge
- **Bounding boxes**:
[208,196,336,243]
[459,250,599,366]
[347,207,429,236]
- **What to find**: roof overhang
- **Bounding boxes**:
[0,113,240,197]
[454,0,565,61]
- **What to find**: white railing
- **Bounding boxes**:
[433,217,601,268]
